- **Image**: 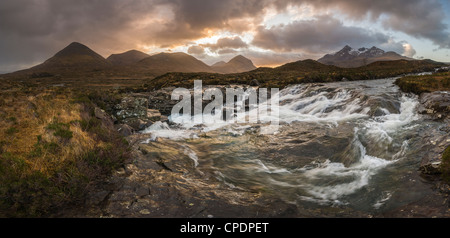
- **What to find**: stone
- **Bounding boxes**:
[122,118,148,131]
[115,124,134,137]
[135,187,150,197]
[148,88,179,116]
[114,96,149,121]
[420,161,442,175]
[94,107,114,128]
[419,92,450,120]
[163,115,170,122]
[147,109,162,121]
[139,209,151,215]
[86,190,110,206]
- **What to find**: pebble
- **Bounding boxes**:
[140,209,151,215]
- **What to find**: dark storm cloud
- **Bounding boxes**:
[0,0,160,71]
[253,15,398,53]
[298,0,450,48]
[0,0,448,72]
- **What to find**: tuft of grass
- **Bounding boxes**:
[5,127,18,135]
[46,121,73,140]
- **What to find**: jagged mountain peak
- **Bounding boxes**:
[318,45,409,68]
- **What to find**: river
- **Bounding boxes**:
[139,78,448,216]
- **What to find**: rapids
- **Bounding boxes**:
[140,78,447,215]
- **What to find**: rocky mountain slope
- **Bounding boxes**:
[318,45,413,68]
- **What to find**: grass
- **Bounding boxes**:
[0,82,131,217]
[46,121,73,140]
[0,58,446,217]
[395,71,450,94]
[149,59,444,90]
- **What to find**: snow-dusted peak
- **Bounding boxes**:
[334,45,385,57]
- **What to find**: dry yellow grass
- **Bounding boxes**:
[0,81,130,217]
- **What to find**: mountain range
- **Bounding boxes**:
[3,42,431,79]
[318,45,413,68]
[9,42,257,77]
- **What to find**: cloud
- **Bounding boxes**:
[0,0,448,72]
[187,45,207,58]
[187,45,205,55]
[0,0,164,71]
[202,36,249,52]
[253,15,397,54]
[401,43,417,57]
[297,0,450,48]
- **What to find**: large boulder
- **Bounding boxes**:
[113,96,159,131]
[148,87,179,116]
[419,125,450,175]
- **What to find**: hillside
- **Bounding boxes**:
[148,59,445,90]
[136,52,216,76]
[211,55,257,74]
[107,50,150,65]
[26,42,111,75]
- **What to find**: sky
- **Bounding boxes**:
[1,0,450,73]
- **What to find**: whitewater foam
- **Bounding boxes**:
[141,121,198,142]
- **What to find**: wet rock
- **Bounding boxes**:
[94,107,114,128]
[122,118,148,131]
[115,124,134,137]
[86,190,110,206]
[135,187,151,197]
[419,124,450,176]
[76,134,303,218]
[112,96,161,132]
[148,87,178,116]
[114,96,149,121]
[419,91,450,120]
[147,109,162,121]
[420,161,442,175]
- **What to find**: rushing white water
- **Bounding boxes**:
[273,86,370,124]
[141,78,429,211]
[296,131,396,204]
[141,121,198,142]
